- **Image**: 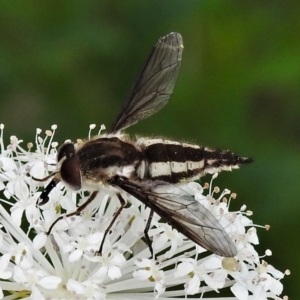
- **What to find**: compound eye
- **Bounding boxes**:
[57,143,75,162]
[60,156,81,190]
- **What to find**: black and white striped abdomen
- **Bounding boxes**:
[136,138,252,183]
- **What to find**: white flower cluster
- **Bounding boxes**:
[0,125,289,299]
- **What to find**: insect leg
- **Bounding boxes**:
[97,193,125,255]
[144,209,155,258]
[29,172,59,205]
[31,172,58,182]
[46,190,99,235]
[37,179,59,205]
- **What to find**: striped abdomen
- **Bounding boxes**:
[137,138,252,183]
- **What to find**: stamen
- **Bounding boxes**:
[27,142,33,150]
[98,124,106,135]
[0,123,4,153]
[89,124,96,138]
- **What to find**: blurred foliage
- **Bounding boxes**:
[0,1,299,297]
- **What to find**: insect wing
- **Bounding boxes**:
[109,32,183,133]
[113,177,237,257]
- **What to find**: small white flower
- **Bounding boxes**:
[0,126,289,299]
[67,232,103,262]
[174,255,232,294]
[67,279,106,300]
[152,223,184,258]
[134,258,166,297]
[87,249,126,281]
[0,254,12,280]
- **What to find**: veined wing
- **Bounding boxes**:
[111,177,237,257]
[109,32,183,133]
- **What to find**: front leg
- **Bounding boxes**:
[97,192,126,255]
[46,190,99,235]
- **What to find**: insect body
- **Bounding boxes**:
[37,33,252,258]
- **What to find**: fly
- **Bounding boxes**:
[34,32,252,258]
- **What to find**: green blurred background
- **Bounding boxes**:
[0,1,298,297]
